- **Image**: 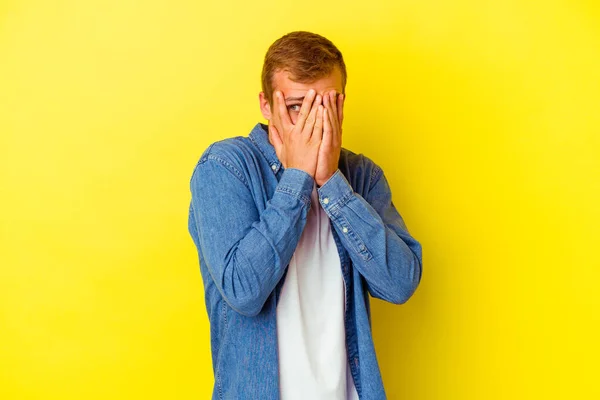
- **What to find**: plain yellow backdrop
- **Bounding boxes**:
[1,0,599,399]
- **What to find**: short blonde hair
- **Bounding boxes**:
[261,31,347,104]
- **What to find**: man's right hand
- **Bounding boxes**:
[268,89,324,179]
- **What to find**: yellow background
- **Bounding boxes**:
[1,0,599,398]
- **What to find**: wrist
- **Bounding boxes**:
[316,170,336,188]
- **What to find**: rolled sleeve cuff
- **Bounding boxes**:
[316,169,354,213]
[275,167,315,207]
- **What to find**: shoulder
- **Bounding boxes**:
[339,147,383,188]
[190,136,254,186]
[199,136,253,166]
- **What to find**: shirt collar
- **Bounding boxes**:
[248,122,282,174]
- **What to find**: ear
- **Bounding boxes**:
[258,91,272,120]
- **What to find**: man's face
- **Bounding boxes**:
[259,67,344,125]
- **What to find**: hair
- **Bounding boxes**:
[261,31,347,104]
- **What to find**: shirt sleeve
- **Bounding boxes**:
[190,155,314,316]
[316,166,423,304]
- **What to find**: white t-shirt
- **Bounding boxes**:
[276,183,360,400]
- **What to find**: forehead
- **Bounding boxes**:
[272,67,343,98]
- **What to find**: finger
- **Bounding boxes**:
[271,93,287,143]
[323,91,336,130]
[302,94,321,136]
[270,91,282,131]
[322,107,332,147]
[295,89,317,131]
[337,93,344,126]
[329,91,338,123]
[313,104,324,141]
[274,90,292,129]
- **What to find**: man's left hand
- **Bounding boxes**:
[315,90,345,187]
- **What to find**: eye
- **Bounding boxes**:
[287,104,301,112]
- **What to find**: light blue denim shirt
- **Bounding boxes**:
[188,122,423,399]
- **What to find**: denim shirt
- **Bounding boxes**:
[188,122,423,399]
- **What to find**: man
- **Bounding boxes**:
[188,31,423,400]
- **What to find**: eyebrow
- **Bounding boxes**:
[284,96,305,102]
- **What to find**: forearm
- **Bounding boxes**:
[219,168,313,314]
[192,160,314,316]
[317,169,423,304]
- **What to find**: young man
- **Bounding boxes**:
[188,31,423,400]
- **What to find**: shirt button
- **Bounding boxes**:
[342,226,348,233]
[323,197,329,204]
[271,164,277,171]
